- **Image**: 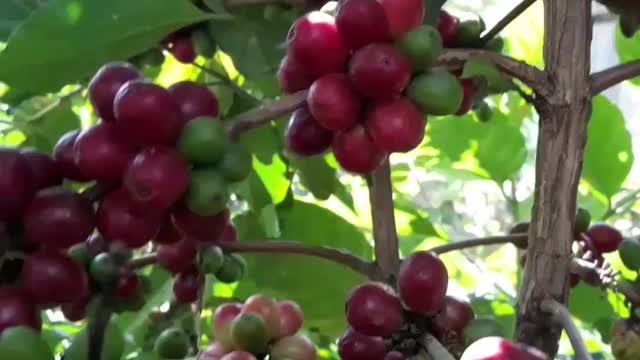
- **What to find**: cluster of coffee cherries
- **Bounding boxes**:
[0,61,252,334]
[195,294,315,360]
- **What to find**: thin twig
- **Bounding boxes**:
[601,188,640,220]
[127,240,377,278]
[422,333,456,360]
[591,60,640,95]
[540,299,593,360]
[428,234,527,254]
[367,158,400,282]
[225,90,308,140]
[480,0,538,45]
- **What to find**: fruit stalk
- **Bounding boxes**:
[367,159,400,282]
[514,1,592,355]
[479,0,537,46]
[540,299,593,360]
[591,59,640,95]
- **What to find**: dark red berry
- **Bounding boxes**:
[366,99,425,153]
[336,0,390,50]
[456,79,477,116]
[20,150,62,189]
[379,0,424,37]
[169,36,197,64]
[285,107,334,156]
[0,148,36,221]
[437,11,458,48]
[89,63,142,123]
[153,219,183,245]
[338,328,386,360]
[333,125,386,174]
[432,296,475,338]
[123,147,190,211]
[96,189,162,248]
[113,80,183,147]
[157,240,197,274]
[349,44,411,100]
[21,251,90,306]
[23,187,95,249]
[307,73,362,131]
[173,269,203,304]
[585,224,623,253]
[168,81,219,124]
[115,273,141,301]
[569,273,580,288]
[346,282,403,337]
[53,130,91,182]
[277,54,315,94]
[74,122,136,181]
[61,296,90,322]
[219,224,238,244]
[287,12,349,78]
[385,352,405,360]
[0,288,41,333]
[86,233,109,257]
[171,206,228,242]
[398,251,448,315]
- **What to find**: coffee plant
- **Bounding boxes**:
[1,0,640,359]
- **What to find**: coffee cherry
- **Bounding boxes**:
[154,327,191,359]
[585,224,623,253]
[218,143,252,183]
[216,254,246,283]
[395,25,443,70]
[221,351,258,360]
[115,272,141,301]
[307,73,362,131]
[338,328,386,360]
[21,251,89,306]
[0,148,36,221]
[485,37,504,53]
[437,11,458,48]
[53,130,90,182]
[385,351,405,360]
[199,342,228,360]
[619,238,640,272]
[574,207,591,236]
[198,246,225,274]
[74,122,136,181]
[177,117,226,165]
[379,0,424,37]
[461,337,547,360]
[349,43,411,99]
[346,282,403,337]
[157,240,197,274]
[241,294,281,339]
[89,253,119,285]
[169,35,197,64]
[398,251,448,315]
[287,12,349,78]
[168,81,219,124]
[333,125,386,174]
[456,20,485,47]
[213,303,243,350]
[20,150,62,189]
[123,147,190,211]
[23,187,95,249]
[88,63,142,123]
[277,54,315,94]
[186,169,229,216]
[432,296,475,338]
[285,107,334,156]
[153,220,183,245]
[335,0,390,50]
[456,79,478,116]
[274,301,304,339]
[96,189,162,248]
[61,297,89,322]
[366,99,425,153]
[230,313,270,354]
[270,335,317,360]
[113,80,182,146]
[408,71,463,115]
[171,206,228,242]
[0,288,41,333]
[173,268,203,304]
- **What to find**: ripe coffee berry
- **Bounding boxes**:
[379,0,424,37]
[157,240,197,274]
[456,79,477,116]
[366,99,425,153]
[307,73,362,131]
[74,122,136,181]
[348,43,411,100]
[287,11,349,78]
[332,125,386,174]
[285,107,334,156]
[173,269,203,304]
[432,296,475,337]
[437,11,458,48]
[53,130,90,182]
[585,224,623,253]
[345,282,403,337]
[277,54,314,94]
[0,148,36,221]
[88,62,142,123]
[0,288,41,333]
[171,206,228,242]
[338,328,386,360]
[398,251,448,315]
[169,36,197,64]
[168,81,219,124]
[20,150,62,190]
[336,0,390,50]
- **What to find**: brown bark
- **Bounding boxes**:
[514,1,593,356]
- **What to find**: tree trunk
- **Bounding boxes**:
[514,1,593,356]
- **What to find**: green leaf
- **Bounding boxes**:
[289,154,337,200]
[234,201,372,337]
[568,284,614,325]
[582,96,633,199]
[461,58,513,93]
[0,0,213,98]
[615,28,640,87]
[423,0,446,26]
[0,0,40,42]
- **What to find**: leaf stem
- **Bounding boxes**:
[479,0,537,45]
[540,299,593,360]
